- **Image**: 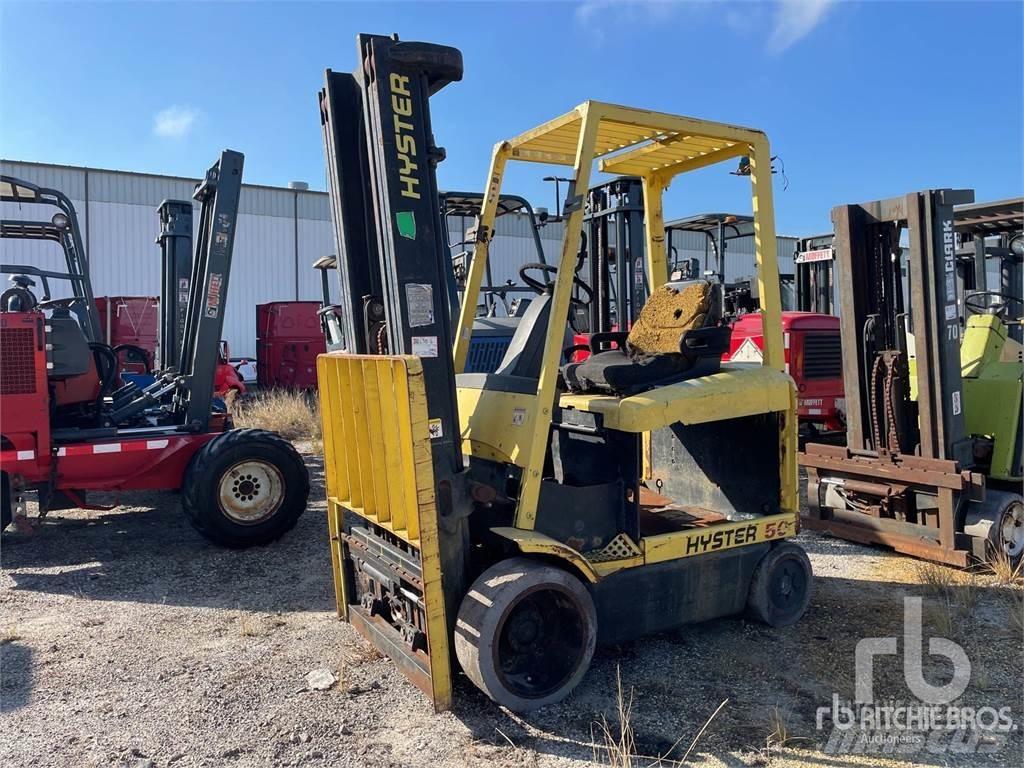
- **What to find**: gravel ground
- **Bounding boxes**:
[2,449,1021,768]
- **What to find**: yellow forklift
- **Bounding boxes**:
[317,34,809,712]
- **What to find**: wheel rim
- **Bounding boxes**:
[217,460,285,525]
[769,557,808,619]
[999,503,1024,558]
[495,586,587,700]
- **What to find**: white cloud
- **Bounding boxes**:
[153,105,200,139]
[768,0,835,53]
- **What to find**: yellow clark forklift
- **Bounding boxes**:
[316,34,810,712]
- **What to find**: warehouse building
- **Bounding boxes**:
[1,159,798,357]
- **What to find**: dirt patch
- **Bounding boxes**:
[1,459,1021,767]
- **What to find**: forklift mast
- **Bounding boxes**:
[156,199,194,371]
[583,178,646,334]
[833,189,974,465]
[173,150,244,431]
[794,234,835,315]
[319,35,464,478]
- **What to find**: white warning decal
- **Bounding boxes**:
[730,337,763,364]
[411,335,438,358]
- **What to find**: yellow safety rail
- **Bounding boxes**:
[452,101,789,531]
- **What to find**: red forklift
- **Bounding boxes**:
[0,151,309,545]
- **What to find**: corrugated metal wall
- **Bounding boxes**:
[2,160,797,355]
[1,160,337,357]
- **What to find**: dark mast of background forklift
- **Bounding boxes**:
[319,33,469,610]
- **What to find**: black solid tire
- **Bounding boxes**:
[454,557,597,712]
[746,541,813,627]
[182,428,309,548]
[982,495,1024,569]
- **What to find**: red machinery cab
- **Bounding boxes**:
[726,311,844,433]
[256,301,325,389]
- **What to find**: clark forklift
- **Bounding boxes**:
[317,34,810,712]
[1,153,309,544]
[801,192,1023,567]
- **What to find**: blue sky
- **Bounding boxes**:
[1,1,1021,234]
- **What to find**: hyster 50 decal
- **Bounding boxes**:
[390,73,420,200]
[645,515,795,563]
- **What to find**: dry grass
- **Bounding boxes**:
[980,551,1024,587]
[233,389,321,443]
[237,612,286,638]
[1010,591,1024,635]
[593,668,636,768]
[914,560,980,639]
[0,625,21,645]
[341,640,383,667]
[591,666,728,768]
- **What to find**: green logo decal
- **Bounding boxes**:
[396,211,416,240]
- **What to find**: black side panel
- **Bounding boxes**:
[594,544,766,645]
[649,413,782,517]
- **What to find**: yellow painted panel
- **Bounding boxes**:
[361,360,390,523]
[490,527,600,583]
[376,362,407,533]
[326,499,347,618]
[643,513,798,564]
[317,355,342,501]
[347,360,375,516]
[333,358,360,510]
[456,385,537,466]
[392,360,421,541]
[558,366,793,433]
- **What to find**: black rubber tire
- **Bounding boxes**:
[181,428,309,548]
[1,472,11,531]
[985,496,1024,570]
[454,557,597,712]
[964,492,1024,569]
[746,541,813,627]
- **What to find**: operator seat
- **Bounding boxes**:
[456,292,570,395]
[1,275,39,312]
[562,282,732,396]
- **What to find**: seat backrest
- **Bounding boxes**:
[494,292,556,379]
[625,281,718,356]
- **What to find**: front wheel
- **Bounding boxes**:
[746,541,813,627]
[454,557,597,712]
[182,428,309,548]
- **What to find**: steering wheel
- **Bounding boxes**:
[964,291,1020,319]
[518,262,593,308]
[37,296,87,312]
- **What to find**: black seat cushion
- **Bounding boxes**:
[563,325,733,396]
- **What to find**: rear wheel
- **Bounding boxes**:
[454,557,597,712]
[963,491,1024,569]
[747,541,813,627]
[182,428,309,548]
